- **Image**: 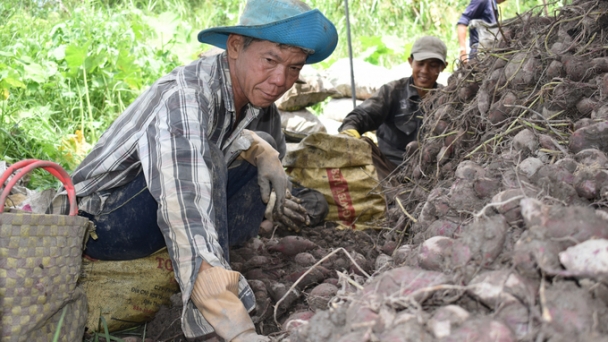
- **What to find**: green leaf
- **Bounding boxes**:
[65,44,88,75]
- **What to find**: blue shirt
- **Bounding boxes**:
[457,0,498,47]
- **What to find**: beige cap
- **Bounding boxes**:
[411,36,447,65]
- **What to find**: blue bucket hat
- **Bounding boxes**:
[197,0,338,64]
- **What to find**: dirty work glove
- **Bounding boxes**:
[191,267,268,342]
[265,190,310,232]
[239,129,288,212]
[340,128,361,139]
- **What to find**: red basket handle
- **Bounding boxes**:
[0,159,78,216]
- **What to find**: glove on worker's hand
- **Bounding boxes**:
[239,130,288,212]
[340,128,361,139]
[190,266,268,342]
[265,190,310,232]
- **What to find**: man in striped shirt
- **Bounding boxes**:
[48,0,338,340]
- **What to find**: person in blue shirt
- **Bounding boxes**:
[457,0,506,61]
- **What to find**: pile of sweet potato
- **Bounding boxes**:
[279,0,608,340]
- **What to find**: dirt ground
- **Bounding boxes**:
[140,223,387,341]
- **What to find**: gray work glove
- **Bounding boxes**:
[233,330,271,342]
[239,130,288,212]
[265,190,310,232]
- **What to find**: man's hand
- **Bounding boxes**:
[191,267,261,341]
[239,130,288,211]
[340,128,361,139]
[265,190,310,232]
[459,47,468,63]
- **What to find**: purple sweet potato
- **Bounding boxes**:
[362,266,452,302]
[428,305,470,339]
[569,121,608,154]
[488,92,517,124]
[504,52,539,89]
[307,283,338,311]
[455,161,486,181]
[294,252,317,267]
[544,282,604,336]
[467,270,537,307]
[418,236,455,271]
[559,239,608,281]
[546,60,565,79]
[495,302,531,339]
[511,128,539,154]
[512,230,563,277]
[439,318,516,342]
[473,177,501,198]
[426,219,462,238]
[574,148,608,167]
[576,97,598,116]
[282,310,314,332]
[268,281,300,312]
[286,267,328,289]
[592,57,608,72]
[244,255,270,270]
[268,236,316,257]
[521,198,608,248]
[459,215,509,266]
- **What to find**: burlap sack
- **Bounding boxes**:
[283,133,385,230]
[80,249,180,333]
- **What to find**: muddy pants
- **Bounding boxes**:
[80,137,271,262]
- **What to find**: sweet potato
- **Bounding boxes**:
[512,230,563,277]
[488,92,517,124]
[559,239,608,281]
[459,215,509,266]
[512,128,539,155]
[294,252,317,267]
[467,270,537,307]
[381,240,398,255]
[282,310,314,332]
[268,236,316,257]
[458,81,479,102]
[379,318,433,342]
[495,302,531,339]
[418,236,455,271]
[521,198,608,249]
[473,177,501,198]
[426,219,461,239]
[564,56,590,81]
[349,252,372,276]
[286,267,328,289]
[362,266,452,302]
[439,318,516,342]
[244,255,270,270]
[546,60,565,79]
[428,305,470,338]
[568,122,608,153]
[544,282,601,336]
[592,57,608,72]
[517,157,543,178]
[576,97,598,116]
[307,283,338,311]
[374,253,393,272]
[268,281,300,312]
[574,148,608,167]
[392,244,414,266]
[592,104,608,120]
[455,161,486,181]
[504,52,539,89]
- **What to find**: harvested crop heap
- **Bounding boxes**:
[284,0,608,341]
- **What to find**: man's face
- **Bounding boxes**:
[408,57,446,90]
[228,35,307,108]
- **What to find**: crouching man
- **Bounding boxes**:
[48,0,338,340]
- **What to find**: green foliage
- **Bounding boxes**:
[1,0,566,188]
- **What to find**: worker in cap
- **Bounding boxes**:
[338,36,447,180]
[48,0,338,340]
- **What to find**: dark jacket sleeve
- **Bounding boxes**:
[338,80,400,134]
[457,0,486,26]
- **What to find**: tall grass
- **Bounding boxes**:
[1,0,565,187]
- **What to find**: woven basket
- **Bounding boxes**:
[0,160,91,342]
